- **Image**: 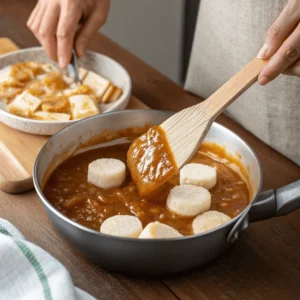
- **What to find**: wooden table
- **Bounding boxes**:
[0,2,300,299]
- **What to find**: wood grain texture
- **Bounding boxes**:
[162,57,267,169]
[0,4,299,300]
[0,37,18,53]
[0,141,32,193]
[0,38,148,193]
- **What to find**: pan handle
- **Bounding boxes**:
[227,180,300,243]
[250,180,300,221]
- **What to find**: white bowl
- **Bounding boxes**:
[0,47,131,135]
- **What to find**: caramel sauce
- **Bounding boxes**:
[43,128,250,236]
[127,126,177,197]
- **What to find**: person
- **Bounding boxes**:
[27,0,300,164]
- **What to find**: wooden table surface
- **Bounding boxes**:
[1,2,300,299]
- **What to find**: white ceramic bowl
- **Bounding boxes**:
[0,47,131,135]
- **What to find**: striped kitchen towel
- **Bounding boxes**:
[0,218,96,300]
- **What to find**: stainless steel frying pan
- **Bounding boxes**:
[33,110,300,275]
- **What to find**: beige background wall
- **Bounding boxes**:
[101,0,185,83]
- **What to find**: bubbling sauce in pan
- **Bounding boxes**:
[43,128,250,236]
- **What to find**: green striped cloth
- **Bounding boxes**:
[0,219,96,300]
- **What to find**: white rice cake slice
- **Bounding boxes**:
[82,71,111,101]
[69,94,100,120]
[8,91,41,117]
[88,158,126,189]
[139,221,182,239]
[100,215,143,238]
[180,163,217,189]
[33,111,71,121]
[166,185,211,217]
[192,211,231,234]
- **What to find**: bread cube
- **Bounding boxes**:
[82,71,111,101]
[69,94,100,120]
[32,111,71,121]
[8,91,41,117]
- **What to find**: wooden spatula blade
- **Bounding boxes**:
[161,57,268,170]
[161,102,212,168]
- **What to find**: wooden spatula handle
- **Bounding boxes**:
[205,57,268,118]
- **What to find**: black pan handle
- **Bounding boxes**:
[227,180,300,243]
[249,180,300,222]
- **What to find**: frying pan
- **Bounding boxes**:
[33,110,300,275]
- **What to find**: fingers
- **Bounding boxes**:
[28,2,47,37]
[282,59,300,76]
[27,1,58,62]
[56,1,83,68]
[27,1,40,28]
[258,0,300,59]
[75,0,110,57]
[27,0,110,67]
[258,23,300,85]
[37,3,60,61]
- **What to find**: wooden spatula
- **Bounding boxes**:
[162,57,267,168]
[128,57,267,197]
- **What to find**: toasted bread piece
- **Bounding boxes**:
[63,85,93,97]
[109,86,122,102]
[63,74,74,85]
[23,62,45,76]
[43,71,69,91]
[1,79,24,89]
[42,63,57,73]
[101,85,115,103]
[32,111,71,121]
[9,62,42,82]
[8,91,41,117]
[0,66,24,97]
[78,67,88,81]
[0,65,12,83]
[0,83,22,103]
[69,94,100,120]
[27,80,46,97]
[41,95,70,113]
[82,71,111,101]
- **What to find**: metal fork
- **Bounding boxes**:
[67,48,80,83]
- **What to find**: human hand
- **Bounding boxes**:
[27,0,110,68]
[257,0,300,85]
